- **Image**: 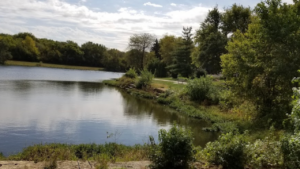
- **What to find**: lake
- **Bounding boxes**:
[0,66,218,156]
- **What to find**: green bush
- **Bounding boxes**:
[186,77,219,103]
[147,58,168,77]
[245,129,283,168]
[281,132,300,169]
[149,124,194,169]
[136,69,154,89]
[194,68,207,78]
[118,76,135,88]
[201,132,246,169]
[124,68,137,79]
[0,152,4,160]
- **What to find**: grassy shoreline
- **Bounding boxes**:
[4,60,105,71]
[103,77,241,133]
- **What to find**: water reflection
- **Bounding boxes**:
[119,90,219,146]
[0,66,218,156]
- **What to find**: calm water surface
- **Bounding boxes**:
[0,66,218,156]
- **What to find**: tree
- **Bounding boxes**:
[125,49,143,70]
[103,49,126,71]
[60,41,84,65]
[128,33,155,69]
[221,0,300,124]
[81,42,107,67]
[193,5,252,74]
[151,39,161,60]
[168,27,194,78]
[159,35,181,65]
[193,8,227,74]
[38,39,62,63]
[0,35,14,64]
[222,4,252,35]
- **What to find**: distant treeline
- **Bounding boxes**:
[0,32,128,71]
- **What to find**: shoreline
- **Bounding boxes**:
[103,77,239,133]
[4,60,105,71]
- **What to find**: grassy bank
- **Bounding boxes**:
[4,60,105,71]
[103,76,244,133]
[2,143,150,162]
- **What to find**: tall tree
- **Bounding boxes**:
[81,42,107,67]
[159,35,181,65]
[221,0,300,124]
[125,49,143,70]
[151,39,161,60]
[222,4,252,35]
[194,7,227,74]
[128,33,155,69]
[0,35,14,64]
[60,41,84,65]
[168,27,194,77]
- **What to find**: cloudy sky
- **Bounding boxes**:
[0,0,293,51]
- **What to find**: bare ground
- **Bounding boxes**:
[0,161,221,169]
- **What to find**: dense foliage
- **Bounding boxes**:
[124,68,137,79]
[149,124,194,169]
[221,0,300,125]
[136,69,154,89]
[186,77,219,103]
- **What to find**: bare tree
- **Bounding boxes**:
[128,33,155,69]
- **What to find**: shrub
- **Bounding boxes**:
[194,68,207,78]
[149,124,194,169]
[136,69,154,89]
[147,58,168,77]
[0,152,4,160]
[186,77,219,103]
[201,132,246,169]
[171,73,178,79]
[118,76,135,88]
[124,68,137,79]
[281,132,300,169]
[245,128,283,168]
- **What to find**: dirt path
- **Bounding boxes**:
[154,78,187,84]
[0,161,151,169]
[0,161,221,169]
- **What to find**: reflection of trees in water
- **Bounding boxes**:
[9,80,106,94]
[77,82,105,93]
[118,89,219,147]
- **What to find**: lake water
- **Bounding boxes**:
[0,66,218,156]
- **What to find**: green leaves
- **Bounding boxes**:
[221,0,300,124]
[186,77,219,103]
[149,124,194,169]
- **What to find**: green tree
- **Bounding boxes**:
[81,42,107,67]
[38,39,62,63]
[151,39,161,60]
[159,35,180,65]
[168,27,194,77]
[125,49,143,70]
[103,49,126,71]
[222,4,252,35]
[0,35,14,64]
[128,33,155,69]
[60,41,84,65]
[193,7,227,74]
[221,0,300,124]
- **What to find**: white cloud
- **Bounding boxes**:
[81,0,87,2]
[171,3,177,6]
[0,0,211,50]
[143,2,162,8]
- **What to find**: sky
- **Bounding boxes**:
[0,0,294,51]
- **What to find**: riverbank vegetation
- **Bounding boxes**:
[4,60,104,71]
